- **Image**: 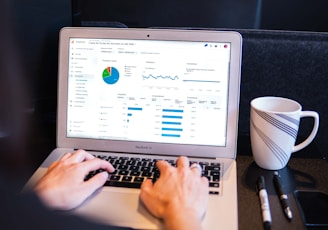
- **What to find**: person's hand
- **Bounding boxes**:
[140,156,209,230]
[34,149,114,210]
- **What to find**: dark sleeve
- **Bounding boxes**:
[1,189,132,230]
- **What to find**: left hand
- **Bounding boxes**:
[34,149,115,210]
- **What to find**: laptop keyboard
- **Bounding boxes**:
[85,154,221,195]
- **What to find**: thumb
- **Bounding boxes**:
[140,178,153,198]
[140,179,162,216]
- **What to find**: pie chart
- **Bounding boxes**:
[102,67,119,84]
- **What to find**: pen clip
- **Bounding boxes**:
[273,171,284,195]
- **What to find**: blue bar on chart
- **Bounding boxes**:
[128,107,143,111]
[126,107,142,123]
[162,121,182,125]
[162,128,183,131]
[163,109,184,113]
[162,134,181,138]
[162,115,183,119]
[161,108,183,138]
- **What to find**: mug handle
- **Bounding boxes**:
[293,111,319,152]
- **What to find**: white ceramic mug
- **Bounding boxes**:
[250,96,319,170]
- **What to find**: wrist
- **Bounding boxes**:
[163,203,203,230]
[34,181,65,210]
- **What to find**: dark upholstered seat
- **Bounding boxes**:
[236,29,328,158]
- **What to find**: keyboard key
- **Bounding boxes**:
[142,158,152,162]
[105,181,141,188]
[122,176,133,182]
[118,170,129,175]
[140,166,151,172]
[110,175,121,181]
[212,175,220,182]
[129,166,140,171]
[209,191,219,195]
[142,172,153,177]
[130,171,141,176]
[133,177,145,183]
[209,182,220,188]
[205,165,220,171]
[118,165,128,170]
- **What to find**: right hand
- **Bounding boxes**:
[140,156,209,230]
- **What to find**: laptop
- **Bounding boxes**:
[25,27,242,229]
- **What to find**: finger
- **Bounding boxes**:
[201,177,210,198]
[60,152,72,160]
[190,163,203,176]
[83,171,109,191]
[156,160,172,174]
[176,156,189,169]
[68,149,95,163]
[81,157,115,173]
[141,178,153,192]
[201,177,210,193]
[140,179,153,207]
[201,175,209,185]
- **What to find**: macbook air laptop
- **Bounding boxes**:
[25,27,242,229]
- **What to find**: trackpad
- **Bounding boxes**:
[73,188,163,229]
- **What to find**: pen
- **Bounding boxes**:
[273,171,293,220]
[257,176,272,230]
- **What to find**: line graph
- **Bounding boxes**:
[142,74,179,81]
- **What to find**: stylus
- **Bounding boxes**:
[257,176,272,230]
[273,171,293,220]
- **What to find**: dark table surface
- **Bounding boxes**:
[236,135,328,230]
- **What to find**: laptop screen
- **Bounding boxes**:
[66,37,231,147]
